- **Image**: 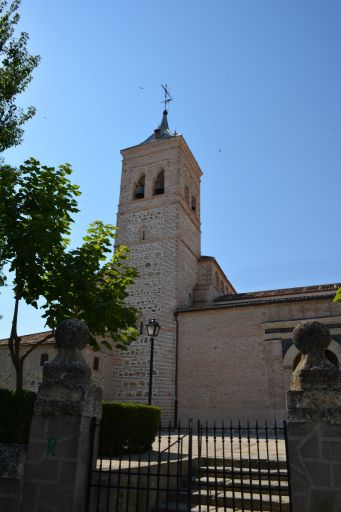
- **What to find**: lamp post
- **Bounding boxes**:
[146,318,161,406]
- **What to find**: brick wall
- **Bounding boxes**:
[176,298,341,423]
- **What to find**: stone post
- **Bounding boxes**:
[20,319,102,512]
[286,321,341,511]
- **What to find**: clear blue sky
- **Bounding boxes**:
[1,0,340,337]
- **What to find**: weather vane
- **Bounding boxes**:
[161,83,173,112]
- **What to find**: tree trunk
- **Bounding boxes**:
[8,294,22,392]
[16,360,23,392]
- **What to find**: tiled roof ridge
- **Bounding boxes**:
[0,330,53,343]
[177,290,338,314]
[214,282,341,303]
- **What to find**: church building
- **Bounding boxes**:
[0,108,340,424]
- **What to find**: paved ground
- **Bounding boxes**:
[97,432,286,469]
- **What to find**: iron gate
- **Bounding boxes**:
[88,420,292,512]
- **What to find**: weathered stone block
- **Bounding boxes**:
[299,431,319,458]
[287,322,341,512]
[21,319,102,512]
[309,489,341,512]
[304,461,331,486]
[321,440,341,461]
[332,464,341,486]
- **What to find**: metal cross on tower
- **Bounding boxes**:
[161,83,173,112]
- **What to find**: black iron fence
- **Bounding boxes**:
[88,420,292,512]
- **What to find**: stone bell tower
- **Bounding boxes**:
[113,109,203,421]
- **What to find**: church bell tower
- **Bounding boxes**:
[114,108,203,422]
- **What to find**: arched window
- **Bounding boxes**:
[136,314,145,336]
[154,170,165,195]
[191,196,196,212]
[135,175,145,199]
[138,224,147,241]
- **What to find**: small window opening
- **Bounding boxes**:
[40,353,49,366]
[135,175,145,199]
[140,321,144,335]
[93,357,99,371]
[154,171,165,195]
[138,225,146,241]
[191,196,196,212]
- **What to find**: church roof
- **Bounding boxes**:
[141,110,178,144]
[0,330,54,346]
[214,283,341,304]
[176,282,341,313]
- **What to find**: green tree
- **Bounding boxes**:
[0,0,40,152]
[0,158,138,391]
[334,288,341,303]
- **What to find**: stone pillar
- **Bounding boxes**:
[21,319,102,512]
[286,321,341,512]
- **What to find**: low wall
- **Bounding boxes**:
[0,443,26,512]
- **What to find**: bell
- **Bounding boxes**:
[154,185,164,195]
[135,186,144,198]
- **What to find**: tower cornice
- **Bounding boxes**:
[121,135,203,179]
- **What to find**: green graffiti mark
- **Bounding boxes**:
[47,438,57,456]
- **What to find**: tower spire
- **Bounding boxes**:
[141,85,179,144]
[160,109,169,130]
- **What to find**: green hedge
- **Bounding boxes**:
[0,389,36,444]
[0,389,161,454]
[101,402,161,455]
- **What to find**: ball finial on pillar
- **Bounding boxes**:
[55,318,90,350]
[291,320,339,392]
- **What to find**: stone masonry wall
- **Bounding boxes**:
[193,258,234,306]
[177,298,341,423]
[112,136,202,422]
[0,341,113,399]
[0,342,56,392]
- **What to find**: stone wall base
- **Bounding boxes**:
[287,422,341,512]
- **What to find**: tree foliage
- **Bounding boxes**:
[334,288,341,304]
[0,158,138,390]
[42,221,138,350]
[0,0,40,152]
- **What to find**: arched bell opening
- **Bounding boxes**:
[134,175,145,199]
[154,170,165,195]
[293,349,339,370]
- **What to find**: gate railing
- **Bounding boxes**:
[88,420,291,512]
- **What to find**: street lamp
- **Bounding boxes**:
[146,318,161,406]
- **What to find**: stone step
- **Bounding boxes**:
[199,457,287,471]
[194,476,289,496]
[154,490,290,512]
[198,465,288,482]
